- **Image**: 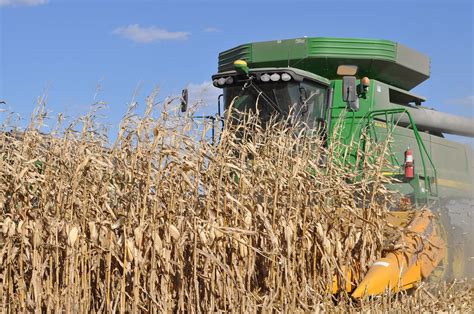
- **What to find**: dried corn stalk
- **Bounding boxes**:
[0,96,471,313]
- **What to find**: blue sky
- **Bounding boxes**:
[0,0,473,138]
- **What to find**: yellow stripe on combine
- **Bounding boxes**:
[382,172,471,191]
[374,121,387,129]
[382,172,399,176]
[436,178,472,191]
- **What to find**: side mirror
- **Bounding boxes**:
[342,76,359,111]
[180,88,188,112]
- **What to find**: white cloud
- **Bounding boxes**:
[445,95,474,107]
[203,27,221,33]
[0,0,48,6]
[113,24,190,43]
[187,81,221,107]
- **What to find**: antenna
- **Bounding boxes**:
[287,43,291,67]
[289,37,308,68]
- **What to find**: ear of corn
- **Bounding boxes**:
[0,98,472,312]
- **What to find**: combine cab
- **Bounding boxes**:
[186,37,474,296]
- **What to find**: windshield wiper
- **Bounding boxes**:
[244,78,284,116]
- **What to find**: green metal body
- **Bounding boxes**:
[329,79,473,204]
[213,37,474,205]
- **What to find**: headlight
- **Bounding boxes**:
[270,73,281,81]
[217,77,227,86]
[281,73,291,81]
[260,73,270,82]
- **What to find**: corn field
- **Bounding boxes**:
[0,96,472,312]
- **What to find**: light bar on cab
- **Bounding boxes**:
[212,71,294,87]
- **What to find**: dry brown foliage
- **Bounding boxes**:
[0,97,472,312]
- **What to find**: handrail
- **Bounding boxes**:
[347,108,438,202]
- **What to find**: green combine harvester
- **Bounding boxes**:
[184,37,474,296]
